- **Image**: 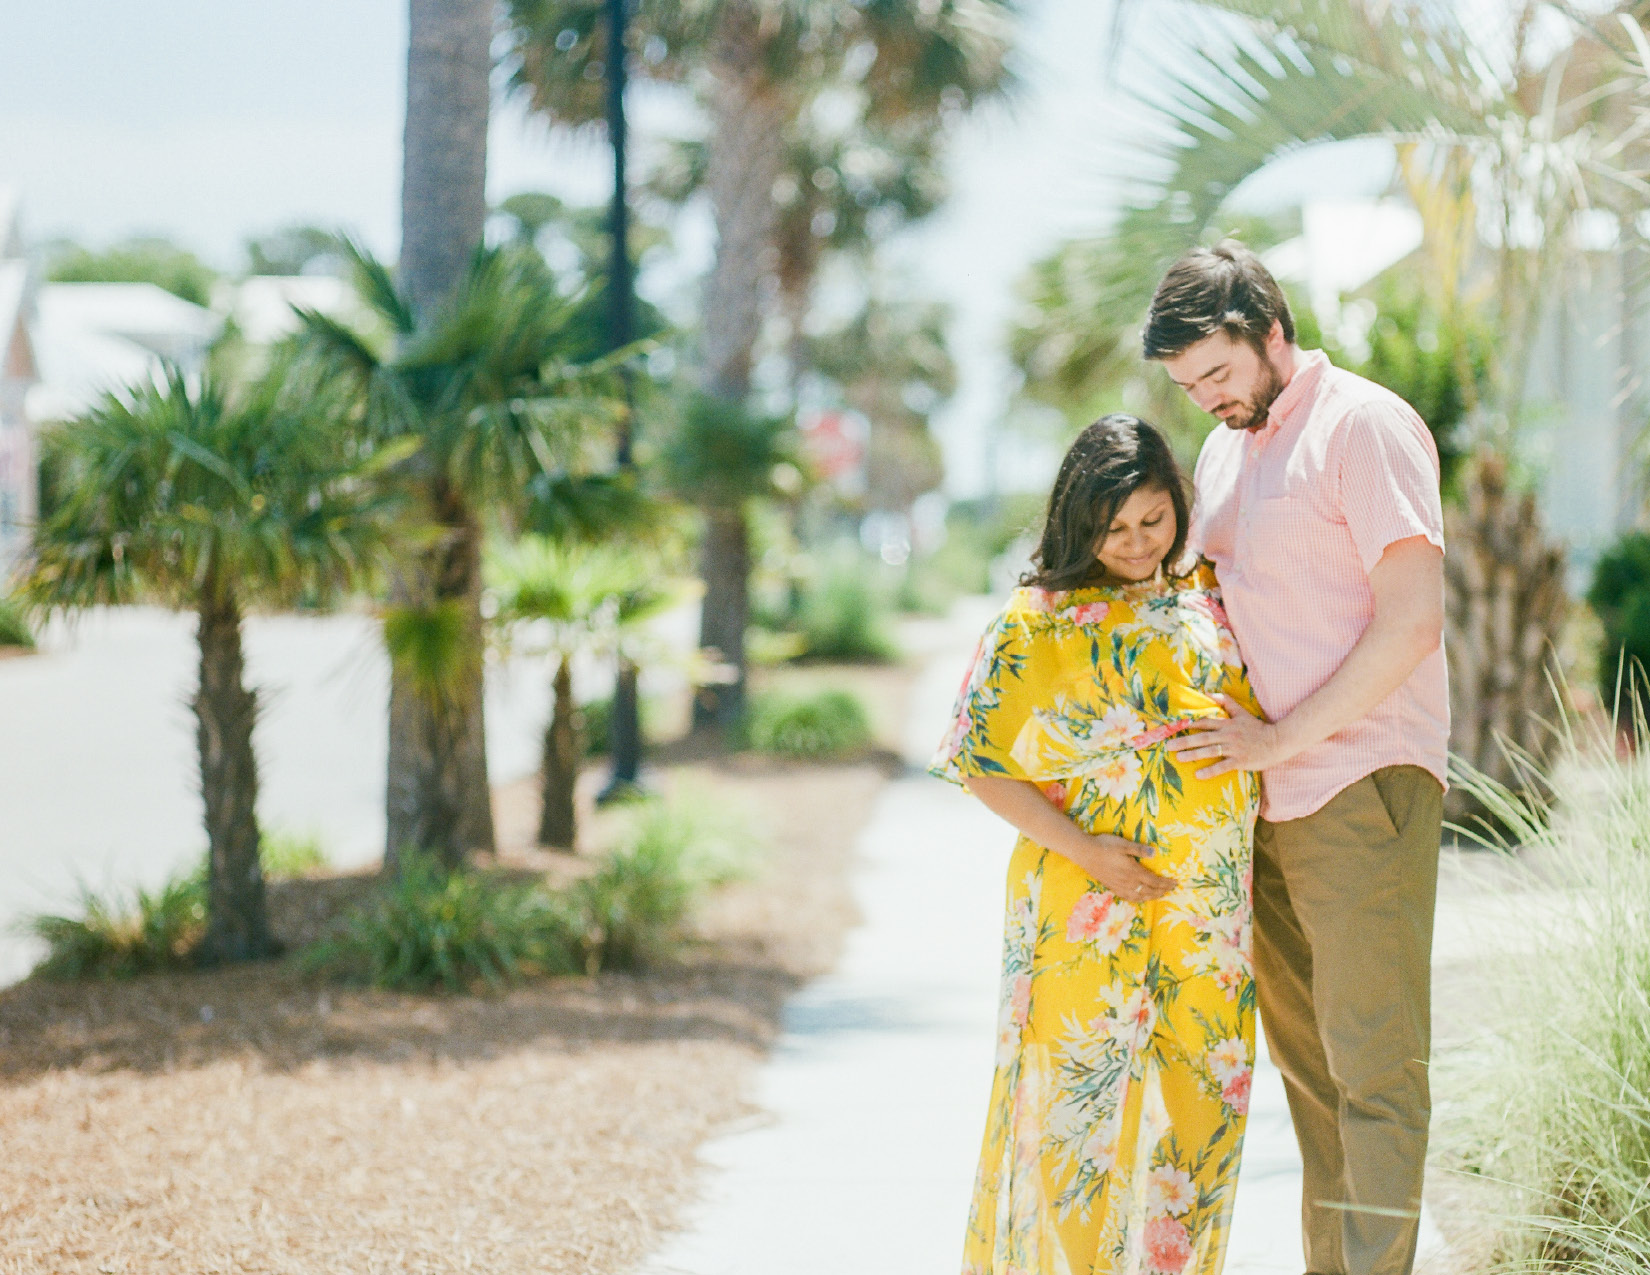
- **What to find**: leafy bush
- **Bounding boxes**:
[1587,531,1650,719]
[301,859,580,991]
[25,873,206,979]
[740,688,872,760]
[0,596,34,649]
[1439,724,1650,1270]
[795,560,898,663]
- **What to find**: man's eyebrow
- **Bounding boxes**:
[1172,360,1227,389]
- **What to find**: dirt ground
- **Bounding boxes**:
[0,659,918,1274]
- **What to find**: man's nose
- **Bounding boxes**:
[1187,383,1221,412]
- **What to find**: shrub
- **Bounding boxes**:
[1587,531,1650,718]
[0,596,34,649]
[1439,720,1650,1270]
[25,873,206,979]
[301,859,580,991]
[795,560,898,663]
[572,792,757,971]
[740,688,872,760]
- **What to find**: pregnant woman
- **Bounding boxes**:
[933,415,1262,1275]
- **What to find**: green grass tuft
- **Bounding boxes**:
[25,874,206,979]
[1438,705,1650,1270]
[739,688,873,760]
[0,596,35,649]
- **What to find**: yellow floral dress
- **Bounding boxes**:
[932,561,1261,1275]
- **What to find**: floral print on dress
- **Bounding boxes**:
[934,560,1261,1275]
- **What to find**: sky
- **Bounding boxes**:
[0,0,1395,496]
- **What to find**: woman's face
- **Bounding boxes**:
[1091,485,1176,582]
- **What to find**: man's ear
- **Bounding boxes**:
[1266,319,1287,356]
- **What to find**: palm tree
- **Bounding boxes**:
[487,536,693,847]
[658,393,798,727]
[1047,0,1649,812]
[299,242,627,870]
[398,0,498,856]
[23,359,410,963]
[505,0,1018,726]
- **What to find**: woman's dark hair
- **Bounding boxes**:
[1022,414,1191,591]
[1141,238,1295,361]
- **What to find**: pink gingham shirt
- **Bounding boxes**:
[1188,349,1449,822]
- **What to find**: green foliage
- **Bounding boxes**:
[260,830,330,878]
[659,393,799,511]
[303,793,758,989]
[25,359,412,615]
[1341,279,1484,498]
[1442,725,1650,1271]
[739,688,873,760]
[1587,532,1650,717]
[301,858,577,991]
[0,595,34,648]
[794,558,899,663]
[45,236,218,306]
[25,873,206,979]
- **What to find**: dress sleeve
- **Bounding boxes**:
[1334,402,1445,574]
[929,607,1043,786]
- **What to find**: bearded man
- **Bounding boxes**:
[1149,240,1449,1275]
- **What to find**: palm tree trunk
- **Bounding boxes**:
[1443,450,1569,826]
[386,503,491,873]
[400,0,492,320]
[538,655,578,848]
[691,8,787,733]
[194,581,273,964]
[693,505,751,731]
[387,0,497,865]
[700,5,789,402]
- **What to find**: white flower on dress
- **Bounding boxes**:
[1146,1164,1196,1217]
[1092,703,1147,749]
[1208,1036,1249,1085]
[1090,750,1144,804]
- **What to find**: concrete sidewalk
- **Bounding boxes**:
[638,604,1450,1275]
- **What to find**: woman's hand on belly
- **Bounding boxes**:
[962,773,1177,901]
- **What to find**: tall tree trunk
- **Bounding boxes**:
[693,506,751,731]
[400,0,492,320]
[386,500,488,873]
[391,0,496,861]
[693,6,787,729]
[194,582,273,964]
[538,655,578,848]
[1444,450,1569,828]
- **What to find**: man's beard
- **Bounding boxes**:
[1224,359,1286,431]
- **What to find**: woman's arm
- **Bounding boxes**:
[962,774,1178,901]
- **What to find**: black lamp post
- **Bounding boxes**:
[600,0,643,801]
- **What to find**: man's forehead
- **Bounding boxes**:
[1166,333,1239,381]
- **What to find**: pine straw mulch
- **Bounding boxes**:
[0,661,917,1275]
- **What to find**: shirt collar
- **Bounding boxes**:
[1262,348,1328,435]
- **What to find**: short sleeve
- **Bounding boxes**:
[1334,403,1445,574]
[929,609,1041,787]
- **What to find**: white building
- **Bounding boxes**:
[0,191,39,582]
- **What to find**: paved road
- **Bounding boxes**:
[638,602,1453,1275]
[0,605,690,984]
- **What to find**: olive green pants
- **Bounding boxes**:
[1252,765,1443,1275]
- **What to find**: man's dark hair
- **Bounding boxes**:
[1141,238,1296,361]
[1023,414,1191,592]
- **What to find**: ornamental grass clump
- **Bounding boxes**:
[1439,707,1650,1272]
[301,858,582,992]
[740,688,873,760]
[25,873,206,979]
